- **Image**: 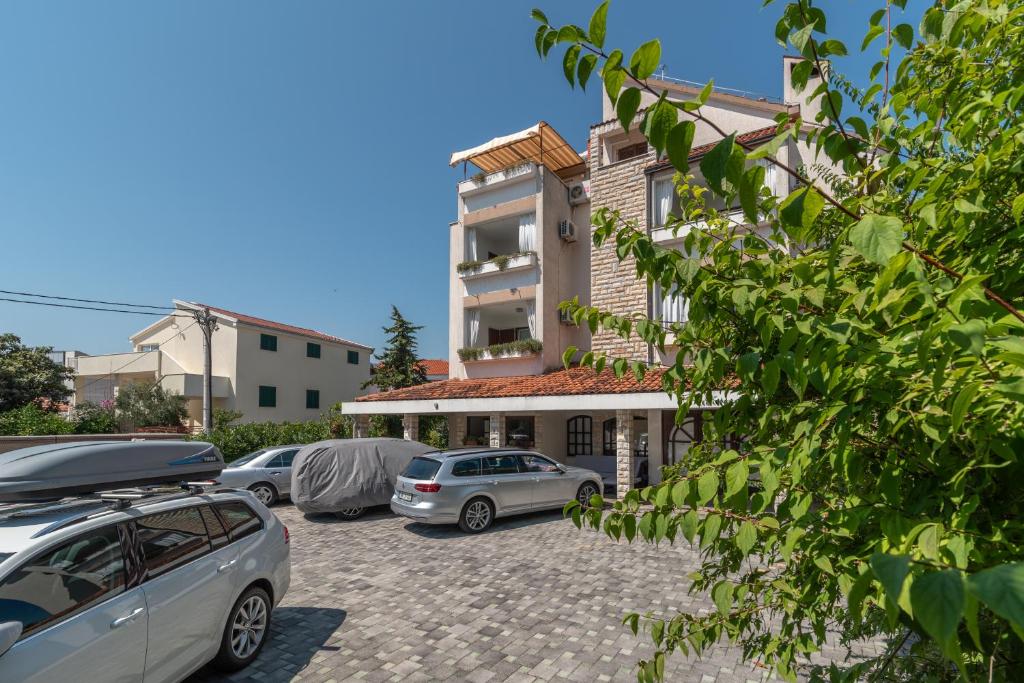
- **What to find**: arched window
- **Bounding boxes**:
[667,414,700,469]
[602,418,617,456]
[566,415,592,456]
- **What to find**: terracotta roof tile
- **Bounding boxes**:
[355,367,672,402]
[193,303,372,350]
[417,359,449,376]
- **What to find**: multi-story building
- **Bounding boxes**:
[74,301,372,427]
[343,58,834,495]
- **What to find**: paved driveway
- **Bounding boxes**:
[190,504,876,683]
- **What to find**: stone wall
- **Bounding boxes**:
[587,125,655,361]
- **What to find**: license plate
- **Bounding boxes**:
[397,491,413,502]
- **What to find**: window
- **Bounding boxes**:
[519,454,561,473]
[506,416,535,448]
[567,415,593,456]
[652,177,681,229]
[465,416,490,446]
[634,416,649,458]
[307,342,321,358]
[306,389,320,410]
[136,507,211,577]
[482,454,521,475]
[0,526,125,638]
[260,334,277,351]
[216,502,263,542]
[451,459,482,477]
[139,343,159,352]
[200,505,229,551]
[347,350,359,364]
[603,418,617,456]
[266,449,298,468]
[259,385,276,408]
[616,141,649,162]
[659,287,689,324]
[402,457,442,480]
[488,327,532,345]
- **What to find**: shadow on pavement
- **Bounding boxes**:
[299,506,392,525]
[187,606,346,682]
[401,508,566,538]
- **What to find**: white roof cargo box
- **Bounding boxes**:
[0,441,224,502]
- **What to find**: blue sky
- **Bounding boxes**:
[0,1,918,358]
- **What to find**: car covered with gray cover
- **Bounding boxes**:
[290,438,435,519]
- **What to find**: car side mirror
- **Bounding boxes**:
[556,464,568,474]
[0,621,22,658]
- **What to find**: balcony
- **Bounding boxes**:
[650,208,747,244]
[460,300,541,370]
[461,212,539,296]
[458,339,542,363]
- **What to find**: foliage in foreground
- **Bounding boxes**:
[534,0,1024,680]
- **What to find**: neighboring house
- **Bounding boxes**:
[44,350,89,409]
[74,301,372,427]
[343,58,839,495]
[419,359,449,382]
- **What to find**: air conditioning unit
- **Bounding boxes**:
[558,219,577,242]
[568,180,590,206]
[559,309,574,325]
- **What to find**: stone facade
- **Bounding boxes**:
[401,414,419,442]
[488,413,506,448]
[614,409,635,497]
[587,125,657,361]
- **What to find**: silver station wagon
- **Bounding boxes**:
[390,449,603,533]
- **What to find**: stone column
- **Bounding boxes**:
[402,414,419,441]
[489,413,506,448]
[533,414,546,454]
[615,409,634,498]
[448,415,463,448]
[353,414,370,438]
[647,409,664,486]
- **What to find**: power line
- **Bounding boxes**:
[77,319,200,393]
[0,296,190,318]
[0,288,170,310]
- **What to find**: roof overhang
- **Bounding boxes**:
[342,391,734,415]
[450,122,586,180]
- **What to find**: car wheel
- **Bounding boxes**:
[334,507,365,520]
[459,497,494,533]
[576,482,600,508]
[248,483,278,506]
[211,585,272,672]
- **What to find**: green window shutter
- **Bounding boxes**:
[307,342,321,358]
[260,334,277,351]
[347,350,359,364]
[259,385,277,407]
[306,389,320,410]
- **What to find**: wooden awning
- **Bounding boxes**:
[450,122,586,180]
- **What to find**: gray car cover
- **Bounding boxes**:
[290,438,435,513]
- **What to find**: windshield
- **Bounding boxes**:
[0,552,12,563]
[228,449,268,467]
[402,457,442,480]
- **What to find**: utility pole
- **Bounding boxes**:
[191,306,218,434]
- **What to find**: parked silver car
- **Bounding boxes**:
[216,445,300,506]
[390,449,603,533]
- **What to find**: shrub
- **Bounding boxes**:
[72,401,117,434]
[194,404,352,461]
[115,380,187,429]
[0,403,74,436]
[458,338,542,361]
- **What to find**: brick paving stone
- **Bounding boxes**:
[188,506,881,683]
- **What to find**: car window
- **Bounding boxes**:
[519,454,561,473]
[230,449,268,467]
[266,454,285,468]
[482,455,520,475]
[403,457,442,480]
[451,458,481,477]
[216,501,263,542]
[278,449,298,467]
[0,526,125,638]
[136,506,211,577]
[200,505,229,550]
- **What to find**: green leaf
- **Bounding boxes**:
[712,580,733,614]
[534,25,548,58]
[968,563,1024,629]
[910,570,964,649]
[697,470,719,505]
[577,53,598,90]
[790,23,815,52]
[1011,193,1024,225]
[947,319,986,356]
[870,553,910,607]
[892,23,914,49]
[700,513,722,549]
[849,214,904,265]
[699,134,735,195]
[643,99,677,157]
[588,1,608,49]
[562,345,577,369]
[725,459,749,498]
[530,8,548,24]
[951,382,982,432]
[616,87,642,132]
[739,164,765,224]
[735,521,757,555]
[762,359,780,397]
[681,509,698,543]
[779,187,825,235]
[666,121,695,172]
[562,44,581,88]
[629,39,661,80]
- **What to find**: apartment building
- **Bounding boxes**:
[75,301,372,427]
[343,58,836,495]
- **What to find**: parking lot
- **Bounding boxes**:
[190,504,877,683]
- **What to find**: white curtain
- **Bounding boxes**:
[526,300,537,339]
[466,227,478,261]
[466,308,480,347]
[661,288,689,324]
[654,178,674,228]
[518,213,536,252]
[755,159,778,198]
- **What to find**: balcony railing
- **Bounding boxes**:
[650,208,748,244]
[457,251,537,279]
[457,339,542,363]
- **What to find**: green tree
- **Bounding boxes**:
[72,401,118,434]
[363,306,429,391]
[535,1,1024,680]
[114,380,187,429]
[0,333,74,412]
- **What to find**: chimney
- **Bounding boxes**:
[782,55,829,121]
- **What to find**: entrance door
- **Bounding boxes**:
[665,412,701,470]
